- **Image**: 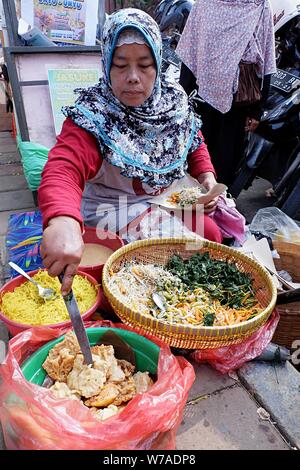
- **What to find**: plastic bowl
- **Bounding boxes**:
[0,269,102,336]
[21,327,160,384]
[79,226,124,282]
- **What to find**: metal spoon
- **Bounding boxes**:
[152,292,166,314]
[131,270,166,313]
[263,265,295,290]
[251,257,295,290]
[9,262,57,300]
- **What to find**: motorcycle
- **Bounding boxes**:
[154,0,194,72]
[154,0,194,43]
[229,3,300,217]
[229,2,300,218]
[154,0,300,218]
[229,69,300,216]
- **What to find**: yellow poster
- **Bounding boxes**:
[33,0,87,45]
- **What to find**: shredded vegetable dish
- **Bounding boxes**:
[167,186,205,207]
[108,253,262,327]
[1,270,98,325]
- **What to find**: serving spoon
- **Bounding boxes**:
[8,262,57,301]
[131,271,166,313]
[152,292,166,314]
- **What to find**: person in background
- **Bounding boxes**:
[0,61,13,113]
[177,0,276,187]
[39,9,224,295]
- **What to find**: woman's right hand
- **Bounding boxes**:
[40,216,84,296]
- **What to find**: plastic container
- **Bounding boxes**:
[0,269,102,336]
[0,324,194,450]
[79,226,124,282]
[21,327,160,384]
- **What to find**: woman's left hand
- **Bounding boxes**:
[197,171,219,214]
[245,117,260,132]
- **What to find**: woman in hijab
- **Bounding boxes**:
[177,0,276,188]
[39,8,223,294]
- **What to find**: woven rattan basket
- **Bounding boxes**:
[102,238,277,349]
[273,240,300,348]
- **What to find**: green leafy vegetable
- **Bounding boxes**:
[166,252,256,309]
[203,312,215,326]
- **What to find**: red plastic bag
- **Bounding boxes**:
[191,310,280,374]
[0,321,195,450]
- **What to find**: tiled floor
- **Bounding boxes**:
[0,129,35,287]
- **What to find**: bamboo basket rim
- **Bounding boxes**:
[102,238,277,338]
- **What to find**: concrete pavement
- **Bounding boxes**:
[179,384,289,450]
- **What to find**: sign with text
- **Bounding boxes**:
[48,68,100,135]
[21,0,98,45]
[33,0,87,44]
[271,69,300,93]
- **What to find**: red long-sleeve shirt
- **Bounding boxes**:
[39,118,216,227]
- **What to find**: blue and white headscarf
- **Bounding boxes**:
[62,8,202,187]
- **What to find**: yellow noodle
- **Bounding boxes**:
[1,270,97,325]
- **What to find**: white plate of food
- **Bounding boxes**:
[150,175,227,210]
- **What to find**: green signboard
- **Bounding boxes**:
[48,68,100,135]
